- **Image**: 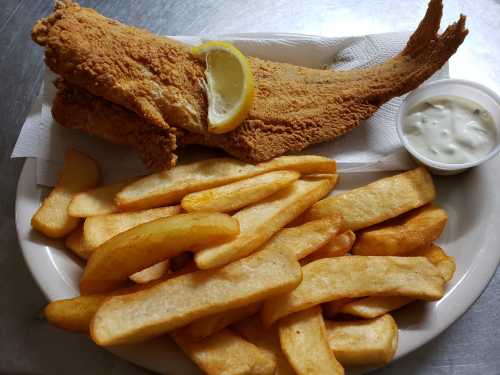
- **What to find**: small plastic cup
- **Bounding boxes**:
[396,79,500,175]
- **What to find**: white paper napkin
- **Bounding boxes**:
[12,32,448,186]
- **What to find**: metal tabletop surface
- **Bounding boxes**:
[1,1,499,374]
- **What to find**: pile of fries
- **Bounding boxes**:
[32,149,455,375]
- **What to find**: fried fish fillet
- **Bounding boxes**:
[33,0,467,166]
[52,80,177,170]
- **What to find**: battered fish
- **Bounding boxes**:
[52,80,178,170]
[33,0,467,166]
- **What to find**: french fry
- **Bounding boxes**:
[278,306,344,375]
[266,216,345,260]
[83,205,181,250]
[322,298,356,319]
[65,226,93,260]
[31,150,100,238]
[80,212,240,294]
[45,262,200,333]
[234,315,296,375]
[302,230,355,264]
[410,243,456,282]
[336,244,456,319]
[184,302,261,341]
[304,167,435,231]
[44,280,163,333]
[182,170,300,213]
[172,329,276,375]
[90,246,302,345]
[353,205,448,256]
[68,180,132,217]
[45,294,108,333]
[183,216,343,338]
[338,296,413,319]
[261,256,445,327]
[129,260,170,284]
[325,314,399,366]
[116,155,336,210]
[195,175,338,269]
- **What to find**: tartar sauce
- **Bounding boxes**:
[403,96,496,164]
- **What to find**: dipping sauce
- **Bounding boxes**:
[403,96,496,164]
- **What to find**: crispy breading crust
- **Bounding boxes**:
[34,0,467,165]
[33,0,207,135]
[52,80,177,170]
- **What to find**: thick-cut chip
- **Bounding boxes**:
[182,170,300,213]
[302,230,355,264]
[261,256,445,326]
[409,243,456,282]
[278,306,344,375]
[68,180,132,217]
[322,298,356,319]
[338,296,413,319]
[129,260,170,284]
[234,315,295,375]
[31,150,100,238]
[83,205,181,250]
[45,294,108,333]
[195,176,338,269]
[44,276,167,334]
[184,216,343,338]
[336,244,456,319]
[325,314,398,366]
[267,216,345,261]
[80,212,239,294]
[172,329,276,375]
[304,167,435,231]
[353,205,448,256]
[116,155,336,210]
[65,226,93,259]
[184,302,261,341]
[91,247,302,345]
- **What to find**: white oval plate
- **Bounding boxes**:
[16,157,500,374]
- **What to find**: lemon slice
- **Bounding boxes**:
[192,41,254,134]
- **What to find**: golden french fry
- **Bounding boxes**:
[65,226,93,260]
[325,314,398,366]
[182,170,300,213]
[267,216,345,261]
[278,306,344,375]
[336,244,456,319]
[80,212,240,294]
[302,230,356,264]
[261,256,445,327]
[83,205,181,250]
[304,167,435,231]
[183,215,343,339]
[322,298,356,319]
[31,150,100,238]
[234,315,295,375]
[338,296,413,319]
[195,175,338,269]
[91,246,302,345]
[409,243,456,282]
[172,329,276,375]
[184,303,261,341]
[44,281,162,333]
[45,294,108,333]
[129,260,170,284]
[353,205,448,256]
[116,155,336,210]
[68,180,133,217]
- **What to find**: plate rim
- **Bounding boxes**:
[16,157,500,373]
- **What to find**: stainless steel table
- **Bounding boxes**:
[1,1,499,374]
